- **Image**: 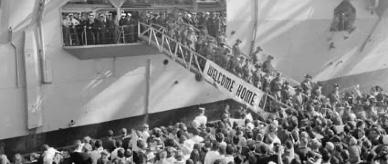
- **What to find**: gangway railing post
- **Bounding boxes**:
[138,22,141,39]
[161,35,165,51]
[153,30,161,50]
[83,26,88,46]
[188,51,193,69]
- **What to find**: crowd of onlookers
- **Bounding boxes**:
[1,82,388,164]
[15,5,388,164]
[62,11,140,46]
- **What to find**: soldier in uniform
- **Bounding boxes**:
[186,28,197,51]
[301,74,314,96]
[232,39,242,58]
[252,66,263,89]
[329,83,341,105]
[262,73,272,93]
[270,89,283,113]
[235,56,245,78]
[281,81,294,103]
[119,13,127,26]
[124,13,137,43]
[212,12,221,37]
[214,43,229,68]
[95,13,107,44]
[206,12,217,37]
[250,46,263,65]
[311,84,326,103]
[270,73,283,93]
[62,13,80,46]
[293,86,307,109]
[262,55,275,75]
[200,12,210,30]
[204,39,215,60]
[82,13,97,45]
[227,56,239,75]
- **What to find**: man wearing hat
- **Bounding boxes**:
[119,13,127,26]
[262,55,275,75]
[193,107,207,128]
[250,46,264,65]
[301,74,313,94]
[232,39,242,58]
[214,42,229,68]
[62,13,80,45]
[123,13,136,43]
[329,83,341,105]
[95,13,108,44]
[186,27,197,50]
[252,67,263,89]
[293,86,308,108]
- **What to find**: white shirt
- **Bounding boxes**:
[43,147,59,164]
[89,149,102,164]
[62,18,80,27]
[223,155,234,164]
[190,135,204,144]
[166,157,177,164]
[194,115,207,127]
[204,150,221,164]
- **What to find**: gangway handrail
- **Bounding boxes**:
[138,21,300,114]
[178,22,302,87]
[150,21,301,87]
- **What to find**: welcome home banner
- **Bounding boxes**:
[202,60,264,112]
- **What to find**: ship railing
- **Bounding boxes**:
[138,21,300,115]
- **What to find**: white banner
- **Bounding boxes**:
[202,60,264,112]
[196,0,219,3]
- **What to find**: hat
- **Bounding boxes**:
[256,46,263,52]
[199,107,205,111]
[68,13,74,16]
[83,136,91,142]
[143,124,149,128]
[304,74,312,78]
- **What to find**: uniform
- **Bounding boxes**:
[301,79,313,95]
[262,60,275,75]
[232,44,242,57]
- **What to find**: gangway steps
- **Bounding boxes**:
[137,22,295,114]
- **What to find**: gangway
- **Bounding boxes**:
[137,22,297,114]
[176,21,301,87]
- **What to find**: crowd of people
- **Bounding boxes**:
[2,82,388,164]
[138,9,300,109]
[62,11,139,46]
[7,4,388,164]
